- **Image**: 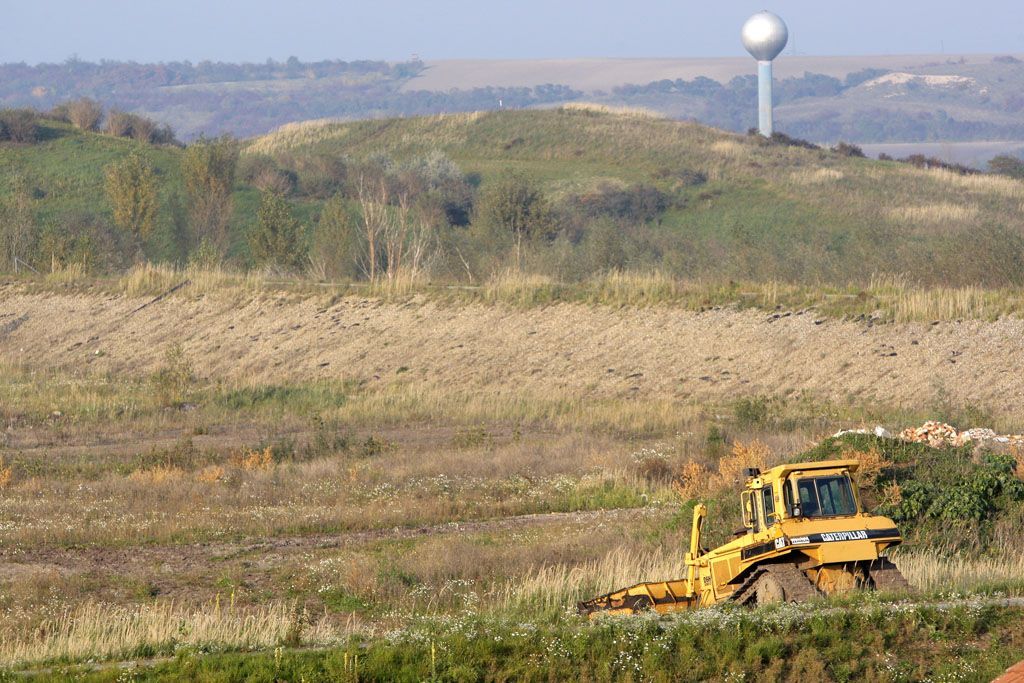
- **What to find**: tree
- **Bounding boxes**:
[250,191,306,270]
[355,173,438,281]
[309,195,359,280]
[104,153,157,239]
[181,135,239,253]
[0,173,38,271]
[988,154,1024,179]
[475,170,553,269]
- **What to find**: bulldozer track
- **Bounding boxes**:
[732,563,822,605]
[869,558,914,593]
[732,558,914,605]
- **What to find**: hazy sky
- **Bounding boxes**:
[4,0,1023,64]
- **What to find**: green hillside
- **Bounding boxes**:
[3,107,1024,286]
[242,107,1024,285]
[0,120,190,266]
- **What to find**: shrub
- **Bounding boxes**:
[564,183,671,223]
[988,154,1024,179]
[0,108,40,143]
[182,135,239,252]
[104,153,158,237]
[231,446,275,471]
[250,191,307,270]
[0,457,11,489]
[768,131,820,150]
[66,98,104,131]
[833,142,866,158]
[734,396,772,427]
[475,170,554,268]
[150,344,195,407]
[150,124,178,145]
[129,114,156,143]
[252,166,298,195]
[105,109,132,137]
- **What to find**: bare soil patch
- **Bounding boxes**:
[2,287,1022,415]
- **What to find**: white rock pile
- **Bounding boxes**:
[834,421,1023,448]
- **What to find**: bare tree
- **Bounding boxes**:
[356,174,439,282]
[356,175,387,281]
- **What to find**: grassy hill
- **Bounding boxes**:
[4,107,1024,287]
[248,107,1024,286]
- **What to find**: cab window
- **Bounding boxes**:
[761,486,776,524]
[796,476,856,517]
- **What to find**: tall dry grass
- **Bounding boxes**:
[0,600,350,669]
[927,168,1024,198]
[894,551,1024,594]
[118,262,267,298]
[559,102,663,119]
[494,546,687,613]
[790,168,844,185]
[867,274,1019,322]
[16,260,1024,322]
[888,203,979,224]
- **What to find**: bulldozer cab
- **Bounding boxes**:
[742,460,862,531]
[787,473,858,518]
[740,485,778,533]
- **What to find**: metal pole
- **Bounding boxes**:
[758,60,773,137]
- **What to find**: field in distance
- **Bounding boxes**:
[403,54,1007,92]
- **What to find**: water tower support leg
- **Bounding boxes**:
[758,60,773,137]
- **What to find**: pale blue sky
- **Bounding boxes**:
[4,0,1023,64]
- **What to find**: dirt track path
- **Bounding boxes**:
[2,286,1024,415]
[0,507,658,586]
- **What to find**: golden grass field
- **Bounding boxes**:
[3,276,1024,673]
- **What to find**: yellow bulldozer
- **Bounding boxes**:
[578,459,911,615]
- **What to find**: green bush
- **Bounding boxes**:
[803,434,1024,546]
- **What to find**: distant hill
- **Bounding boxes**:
[4,55,1024,157]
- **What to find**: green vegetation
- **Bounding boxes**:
[4,107,1024,299]
[804,434,1024,550]
[4,103,1024,680]
[13,602,1024,682]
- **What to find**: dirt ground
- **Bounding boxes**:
[2,286,1022,414]
[0,507,656,605]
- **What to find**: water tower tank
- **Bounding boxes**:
[741,11,789,137]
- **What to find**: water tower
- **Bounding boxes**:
[741,11,789,137]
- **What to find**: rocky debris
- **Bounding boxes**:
[899,421,960,447]
[833,422,1023,448]
[832,426,891,439]
[898,421,1024,447]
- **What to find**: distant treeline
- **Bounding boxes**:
[608,66,1024,143]
[0,57,418,98]
[0,57,582,139]
[3,56,1024,143]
